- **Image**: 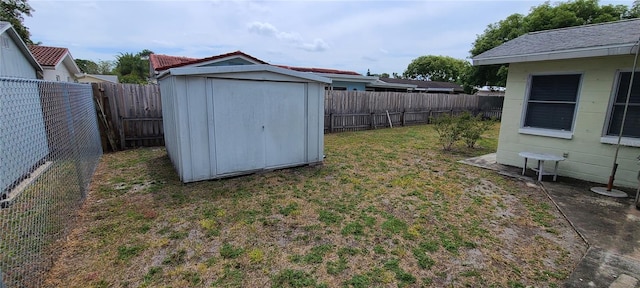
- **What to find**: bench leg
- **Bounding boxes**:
[522,158,528,175]
[538,160,544,182]
[553,160,559,181]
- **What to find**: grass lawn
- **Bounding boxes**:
[45,123,586,287]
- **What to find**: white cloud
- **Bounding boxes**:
[299,38,329,52]
[247,21,327,52]
[247,22,279,37]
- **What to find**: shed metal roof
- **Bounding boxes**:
[473,18,640,65]
[159,64,332,84]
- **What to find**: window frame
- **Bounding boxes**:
[601,69,640,147]
[519,72,583,139]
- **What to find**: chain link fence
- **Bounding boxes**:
[0,78,102,287]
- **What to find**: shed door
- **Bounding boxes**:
[211,79,306,175]
[212,79,266,174]
[263,81,306,167]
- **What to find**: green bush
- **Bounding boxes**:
[458,112,494,148]
[431,112,494,150]
[431,114,461,151]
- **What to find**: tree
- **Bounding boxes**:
[75,59,99,74]
[403,55,471,84]
[97,60,115,75]
[115,50,152,84]
[470,0,634,87]
[0,0,34,44]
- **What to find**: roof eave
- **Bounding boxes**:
[473,43,639,66]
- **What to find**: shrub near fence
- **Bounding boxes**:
[0,78,102,287]
[324,91,503,133]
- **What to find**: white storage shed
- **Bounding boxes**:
[158,64,331,183]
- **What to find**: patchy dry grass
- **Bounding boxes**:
[45,124,586,287]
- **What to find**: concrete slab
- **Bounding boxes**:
[461,154,640,288]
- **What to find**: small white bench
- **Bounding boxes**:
[518,152,565,182]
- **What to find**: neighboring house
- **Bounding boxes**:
[76,73,119,84]
[472,18,640,188]
[28,45,81,82]
[150,51,263,76]
[0,21,42,78]
[0,22,48,198]
[151,51,396,91]
[475,86,506,97]
[377,77,464,93]
[276,65,378,91]
[149,53,197,79]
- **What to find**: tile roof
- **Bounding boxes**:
[153,51,268,70]
[149,54,197,71]
[379,77,463,91]
[28,45,68,67]
[275,65,361,76]
[473,18,640,64]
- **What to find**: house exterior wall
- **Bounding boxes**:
[160,71,326,183]
[332,81,366,91]
[0,32,36,78]
[42,61,75,82]
[497,55,640,188]
[0,80,49,193]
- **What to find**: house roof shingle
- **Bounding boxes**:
[149,54,198,71]
[473,18,640,65]
[153,51,268,71]
[379,77,463,91]
[28,45,68,67]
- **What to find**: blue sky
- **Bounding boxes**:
[25,0,633,75]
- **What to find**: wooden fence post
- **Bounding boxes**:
[329,113,334,133]
[370,112,376,129]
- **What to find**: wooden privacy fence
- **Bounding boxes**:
[92,83,163,151]
[324,91,503,133]
[92,85,503,150]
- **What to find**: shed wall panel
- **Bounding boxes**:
[184,76,213,181]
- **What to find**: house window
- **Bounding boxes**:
[523,74,581,131]
[606,71,640,138]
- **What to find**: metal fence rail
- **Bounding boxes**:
[0,78,102,287]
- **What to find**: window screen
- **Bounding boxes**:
[607,71,640,138]
[523,74,581,131]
